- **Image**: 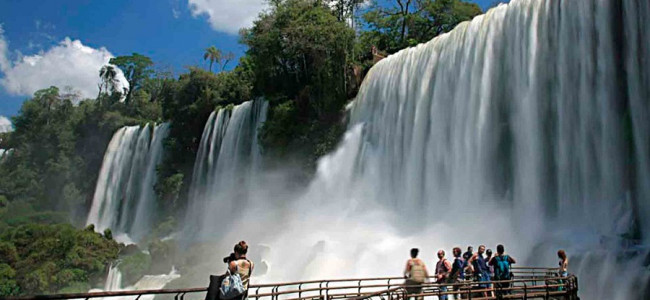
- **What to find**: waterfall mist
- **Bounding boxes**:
[176,0,650,298]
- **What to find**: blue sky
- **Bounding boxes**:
[0,0,502,117]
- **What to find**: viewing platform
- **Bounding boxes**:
[1,267,578,300]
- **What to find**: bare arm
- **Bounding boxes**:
[508,256,516,264]
[467,254,477,273]
[404,260,411,277]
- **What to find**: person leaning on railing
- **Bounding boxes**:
[403,248,430,299]
[228,241,254,300]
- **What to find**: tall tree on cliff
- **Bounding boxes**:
[109,53,154,103]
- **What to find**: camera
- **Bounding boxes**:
[223,252,236,263]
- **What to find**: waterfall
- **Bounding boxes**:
[86,123,170,243]
[92,264,180,300]
[184,99,268,240]
[177,0,650,297]
[299,0,648,297]
[104,264,123,292]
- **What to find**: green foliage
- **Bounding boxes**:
[242,0,356,167]
[118,252,151,286]
[0,223,120,296]
[109,53,154,103]
[361,0,482,53]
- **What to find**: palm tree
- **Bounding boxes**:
[98,65,117,97]
[218,52,236,71]
[203,46,222,73]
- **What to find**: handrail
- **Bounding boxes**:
[0,267,576,300]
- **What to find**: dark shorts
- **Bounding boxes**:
[404,279,423,295]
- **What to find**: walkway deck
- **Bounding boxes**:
[0,267,578,300]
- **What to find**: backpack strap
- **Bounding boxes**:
[246,259,253,276]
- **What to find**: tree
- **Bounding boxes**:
[204,46,236,72]
[203,46,221,73]
[109,53,154,103]
[361,0,481,53]
[98,65,118,97]
[217,51,235,71]
[241,0,355,117]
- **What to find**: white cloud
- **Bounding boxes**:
[0,26,10,72]
[0,115,12,133]
[0,33,128,100]
[188,0,268,34]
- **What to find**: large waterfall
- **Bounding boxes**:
[86,123,170,243]
[176,0,650,298]
[184,99,268,240]
[302,0,650,297]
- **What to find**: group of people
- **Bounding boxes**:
[403,245,569,299]
[206,241,569,300]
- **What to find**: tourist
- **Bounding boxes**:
[467,245,491,297]
[449,247,465,299]
[485,249,494,277]
[462,246,473,262]
[435,250,452,300]
[462,246,473,274]
[557,250,569,291]
[489,244,516,296]
[228,241,254,300]
[403,248,429,299]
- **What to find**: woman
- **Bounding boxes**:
[229,241,254,300]
[557,249,568,291]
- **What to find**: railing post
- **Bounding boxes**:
[325,281,330,300]
[358,279,363,296]
[299,283,303,299]
[319,281,324,299]
[523,282,527,300]
[545,281,549,300]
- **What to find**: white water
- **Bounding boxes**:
[179,0,650,299]
[184,99,268,240]
[86,123,170,243]
[92,265,180,300]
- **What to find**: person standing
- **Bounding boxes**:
[467,245,491,298]
[557,250,569,291]
[228,241,254,300]
[489,244,516,296]
[435,250,452,300]
[404,248,429,299]
[485,249,495,277]
[448,247,466,299]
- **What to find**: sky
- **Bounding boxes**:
[0,0,502,118]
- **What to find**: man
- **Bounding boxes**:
[228,241,254,300]
[489,244,516,297]
[404,248,429,299]
[449,247,466,299]
[467,245,491,297]
[435,250,452,300]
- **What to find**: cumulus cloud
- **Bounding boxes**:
[0,115,12,133]
[0,31,128,100]
[0,26,10,72]
[188,0,268,34]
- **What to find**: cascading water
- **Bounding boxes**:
[86,123,170,243]
[183,99,268,241]
[91,264,180,300]
[180,0,650,298]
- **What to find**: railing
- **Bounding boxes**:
[0,267,578,300]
